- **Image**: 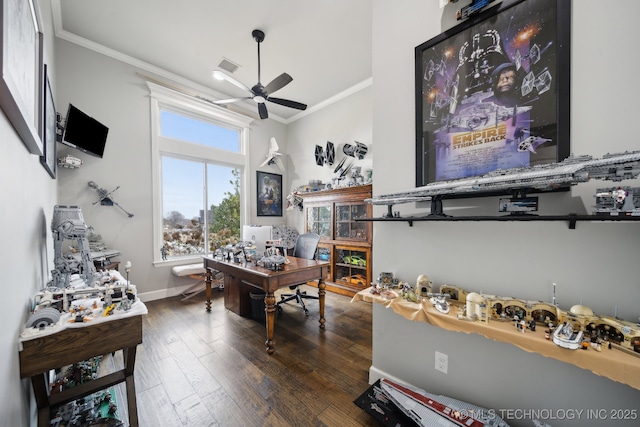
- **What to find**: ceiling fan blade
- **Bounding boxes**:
[212,70,251,92]
[258,102,269,119]
[267,97,307,111]
[212,97,252,105]
[264,73,293,95]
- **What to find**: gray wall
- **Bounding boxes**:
[370,0,640,426]
[54,39,287,300]
[7,1,640,425]
[1,2,57,425]
[285,85,373,232]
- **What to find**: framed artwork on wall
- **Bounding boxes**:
[415,0,571,192]
[0,0,44,156]
[257,171,283,217]
[40,64,56,178]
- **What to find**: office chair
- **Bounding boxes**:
[276,233,321,315]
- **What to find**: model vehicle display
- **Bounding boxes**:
[314,141,335,166]
[342,141,368,159]
[57,154,82,168]
[428,292,451,314]
[342,254,366,266]
[367,150,640,212]
[594,186,640,216]
[442,284,640,354]
[553,322,584,350]
[88,181,134,218]
[380,377,510,427]
[342,274,367,286]
[23,205,138,332]
[259,137,285,172]
[371,279,640,355]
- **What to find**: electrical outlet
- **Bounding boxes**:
[435,351,448,374]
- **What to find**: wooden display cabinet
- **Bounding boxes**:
[300,184,372,296]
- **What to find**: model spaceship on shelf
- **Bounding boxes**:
[259,137,285,172]
[367,151,640,208]
[57,154,82,169]
[594,186,640,215]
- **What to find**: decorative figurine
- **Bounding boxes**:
[428,293,451,314]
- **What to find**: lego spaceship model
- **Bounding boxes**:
[367,150,640,210]
[88,181,134,218]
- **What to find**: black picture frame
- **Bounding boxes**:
[40,64,56,178]
[0,0,44,156]
[415,0,571,192]
[257,171,283,217]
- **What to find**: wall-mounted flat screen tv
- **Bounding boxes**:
[61,104,109,158]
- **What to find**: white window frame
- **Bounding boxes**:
[148,82,254,265]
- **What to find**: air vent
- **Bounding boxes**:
[217,57,240,74]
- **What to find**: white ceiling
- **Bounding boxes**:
[53,0,373,123]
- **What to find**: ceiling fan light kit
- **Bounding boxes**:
[212,29,307,119]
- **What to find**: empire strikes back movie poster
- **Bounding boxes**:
[417,0,567,186]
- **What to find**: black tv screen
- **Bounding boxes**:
[61,104,109,158]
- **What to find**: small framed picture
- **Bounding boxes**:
[257,171,282,216]
[40,64,56,178]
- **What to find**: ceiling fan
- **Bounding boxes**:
[212,29,307,119]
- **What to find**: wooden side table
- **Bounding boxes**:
[19,314,143,427]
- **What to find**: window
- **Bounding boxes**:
[148,82,254,264]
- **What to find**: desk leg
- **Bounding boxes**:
[265,291,276,354]
[318,278,326,329]
[204,268,213,312]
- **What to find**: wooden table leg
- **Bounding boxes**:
[204,268,213,312]
[265,291,276,354]
[318,278,326,329]
[123,346,139,427]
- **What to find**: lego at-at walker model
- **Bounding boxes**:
[51,205,97,289]
[25,205,136,329]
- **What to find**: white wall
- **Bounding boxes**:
[370,1,640,426]
[1,1,57,425]
[285,85,373,232]
[54,39,287,300]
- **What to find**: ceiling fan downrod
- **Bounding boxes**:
[252,29,265,85]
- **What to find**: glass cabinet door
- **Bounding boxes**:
[307,206,331,238]
[335,247,368,289]
[335,203,368,241]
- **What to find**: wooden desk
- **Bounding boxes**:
[19,314,143,427]
[203,256,329,354]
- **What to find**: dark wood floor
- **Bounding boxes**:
[133,285,377,426]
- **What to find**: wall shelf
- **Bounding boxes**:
[357,214,640,229]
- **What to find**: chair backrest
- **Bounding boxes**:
[293,233,321,260]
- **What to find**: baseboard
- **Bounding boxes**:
[137,284,194,303]
[368,365,405,385]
